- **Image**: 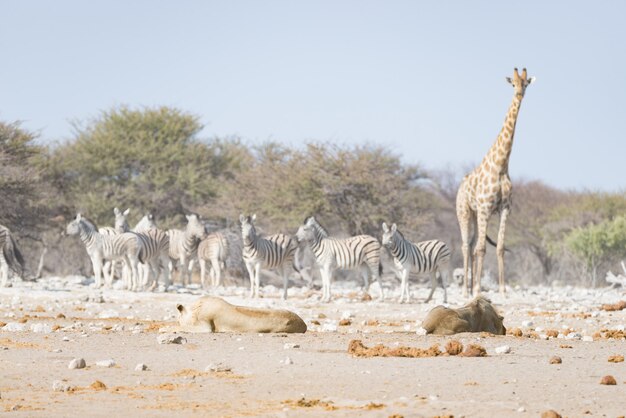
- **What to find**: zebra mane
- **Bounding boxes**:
[308,217,329,238]
[81,217,98,231]
[393,227,406,241]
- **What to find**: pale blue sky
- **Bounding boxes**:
[1,1,624,190]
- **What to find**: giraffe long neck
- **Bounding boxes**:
[483,94,523,173]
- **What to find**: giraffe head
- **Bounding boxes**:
[506,68,535,100]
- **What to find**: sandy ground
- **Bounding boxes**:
[0,276,625,417]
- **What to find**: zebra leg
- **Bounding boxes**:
[281,264,289,300]
[0,257,8,287]
[399,268,408,303]
[438,268,448,304]
[245,262,255,298]
[199,259,208,289]
[320,266,333,303]
[187,259,195,287]
[254,263,262,298]
[91,255,103,288]
[425,272,437,303]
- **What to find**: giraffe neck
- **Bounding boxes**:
[482,94,523,174]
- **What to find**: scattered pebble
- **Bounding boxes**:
[135,363,148,371]
[68,358,86,369]
[549,356,562,364]
[284,357,293,365]
[495,345,511,354]
[157,334,187,345]
[600,375,617,385]
[284,343,300,349]
[541,410,562,418]
[522,320,534,327]
[205,363,231,373]
[52,380,72,392]
[582,336,593,342]
[95,359,116,368]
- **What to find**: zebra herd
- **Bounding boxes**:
[1,211,451,303]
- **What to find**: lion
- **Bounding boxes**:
[162,296,307,333]
[421,296,506,335]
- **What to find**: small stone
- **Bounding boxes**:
[600,375,617,385]
[284,357,293,365]
[52,380,72,392]
[495,345,511,354]
[582,336,593,342]
[68,358,86,369]
[549,356,562,364]
[52,349,62,353]
[284,343,300,349]
[135,363,148,371]
[517,406,526,412]
[157,333,186,344]
[541,410,562,418]
[62,336,70,342]
[521,320,533,328]
[205,363,231,373]
[95,359,115,368]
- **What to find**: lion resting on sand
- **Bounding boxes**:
[421,296,505,335]
[163,296,307,333]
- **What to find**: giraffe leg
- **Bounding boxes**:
[457,205,473,299]
[473,212,489,297]
[497,208,510,295]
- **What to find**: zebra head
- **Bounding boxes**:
[296,216,317,243]
[114,207,131,233]
[381,222,398,249]
[185,213,207,240]
[239,214,257,242]
[66,213,84,236]
[135,213,157,232]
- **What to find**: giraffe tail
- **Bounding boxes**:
[486,235,511,253]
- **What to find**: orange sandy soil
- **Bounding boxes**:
[0,279,625,417]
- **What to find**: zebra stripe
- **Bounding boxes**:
[197,231,230,288]
[381,222,450,303]
[240,214,297,299]
[0,225,24,287]
[166,213,207,286]
[66,214,141,290]
[296,216,383,302]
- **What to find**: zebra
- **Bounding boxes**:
[113,208,171,291]
[0,224,24,287]
[296,216,383,302]
[239,214,298,299]
[381,222,450,304]
[167,213,207,286]
[66,214,141,290]
[197,231,230,289]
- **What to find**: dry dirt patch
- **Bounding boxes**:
[347,339,487,358]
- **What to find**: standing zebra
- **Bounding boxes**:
[381,222,450,303]
[167,214,207,287]
[134,213,171,290]
[240,214,297,299]
[296,216,383,302]
[0,224,24,287]
[66,214,141,289]
[113,208,171,291]
[197,231,230,289]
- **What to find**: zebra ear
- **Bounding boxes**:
[114,207,120,216]
[76,213,82,221]
[391,223,397,232]
[251,214,256,222]
[382,222,389,232]
[239,214,246,223]
[123,208,130,216]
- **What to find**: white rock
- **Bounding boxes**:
[534,326,544,333]
[62,336,70,342]
[95,359,115,368]
[157,334,186,345]
[98,309,119,319]
[495,345,511,354]
[340,311,353,320]
[566,332,582,340]
[582,335,594,342]
[2,322,26,332]
[68,358,86,369]
[517,406,526,412]
[284,357,293,365]
[321,322,338,332]
[135,363,148,371]
[415,327,427,336]
[52,380,72,392]
[205,363,231,373]
[30,323,53,334]
[284,343,300,349]
[521,320,533,328]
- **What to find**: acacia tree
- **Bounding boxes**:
[46,106,242,227]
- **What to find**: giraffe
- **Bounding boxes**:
[456,67,534,297]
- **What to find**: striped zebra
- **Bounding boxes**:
[381,222,450,303]
[296,216,383,302]
[0,224,24,287]
[66,214,141,289]
[197,231,230,289]
[167,214,207,287]
[240,214,297,299]
[113,208,171,291]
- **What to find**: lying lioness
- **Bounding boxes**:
[163,296,307,333]
[421,296,506,335]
